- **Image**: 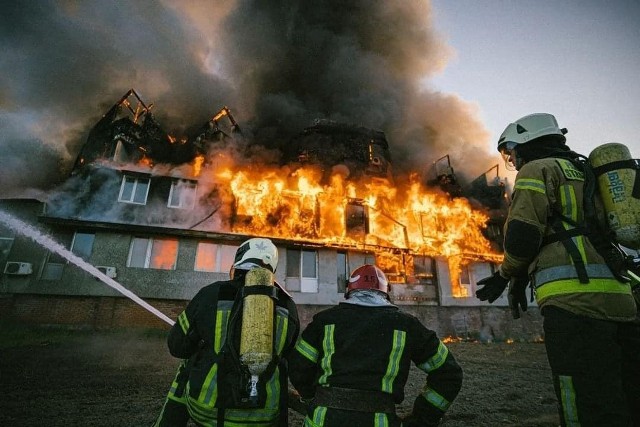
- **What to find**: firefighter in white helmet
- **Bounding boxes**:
[289,264,463,426]
[476,113,640,426]
[154,237,299,427]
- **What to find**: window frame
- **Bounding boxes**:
[286,248,318,293]
[70,232,95,261]
[118,175,150,205]
[168,179,197,209]
[127,237,179,270]
[194,242,238,273]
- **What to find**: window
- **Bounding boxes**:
[41,234,73,281]
[337,251,348,293]
[168,180,197,209]
[118,175,150,204]
[71,232,95,261]
[286,248,318,293]
[41,261,64,281]
[195,242,238,272]
[128,237,178,270]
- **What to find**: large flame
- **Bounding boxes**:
[197,162,503,296]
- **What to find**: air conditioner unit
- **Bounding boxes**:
[4,262,33,275]
[96,266,117,279]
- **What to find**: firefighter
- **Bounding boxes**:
[288,264,463,427]
[475,113,640,426]
[159,237,300,427]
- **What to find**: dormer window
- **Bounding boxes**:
[168,179,197,209]
[118,175,150,205]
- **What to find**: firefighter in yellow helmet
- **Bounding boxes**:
[476,113,640,426]
[154,237,299,427]
[289,264,463,426]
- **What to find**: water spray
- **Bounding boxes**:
[0,210,175,326]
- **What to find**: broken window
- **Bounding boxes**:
[194,242,238,272]
[168,179,197,209]
[71,232,95,261]
[128,237,178,270]
[118,175,150,205]
[414,255,435,285]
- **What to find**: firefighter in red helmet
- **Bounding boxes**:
[289,264,463,426]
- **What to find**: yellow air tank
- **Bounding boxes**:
[589,142,640,249]
[240,267,275,403]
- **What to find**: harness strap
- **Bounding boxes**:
[241,285,280,300]
[547,216,590,284]
[314,386,396,413]
[541,226,588,246]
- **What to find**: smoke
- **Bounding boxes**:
[0,0,497,198]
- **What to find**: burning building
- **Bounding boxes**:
[0,89,536,338]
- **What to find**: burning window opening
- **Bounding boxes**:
[52,89,507,298]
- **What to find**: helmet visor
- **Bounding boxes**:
[499,141,518,171]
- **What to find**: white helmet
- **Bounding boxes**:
[233,238,279,272]
[497,113,567,170]
[497,113,567,152]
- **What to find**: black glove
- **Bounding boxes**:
[475,271,509,303]
[508,276,529,319]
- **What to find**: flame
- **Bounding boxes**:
[192,155,205,177]
[150,238,179,269]
[139,156,153,168]
[200,163,503,296]
[130,149,503,296]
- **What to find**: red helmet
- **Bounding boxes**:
[346,264,389,296]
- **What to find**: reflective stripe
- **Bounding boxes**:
[198,307,231,406]
[422,387,451,411]
[375,412,389,427]
[515,178,546,194]
[275,307,289,353]
[295,337,319,363]
[178,311,190,334]
[168,360,188,399]
[558,375,580,426]
[264,366,280,410]
[536,277,631,303]
[311,405,327,426]
[534,264,617,288]
[381,330,406,393]
[214,309,228,353]
[198,364,218,406]
[318,324,336,385]
[559,184,587,265]
[417,341,449,373]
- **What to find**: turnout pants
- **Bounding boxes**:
[543,306,640,427]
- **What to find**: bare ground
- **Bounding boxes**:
[0,328,559,427]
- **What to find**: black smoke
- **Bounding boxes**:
[0,0,496,198]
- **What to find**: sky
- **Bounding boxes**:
[1,1,639,198]
[429,0,640,163]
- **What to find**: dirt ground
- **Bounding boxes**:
[0,328,560,427]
